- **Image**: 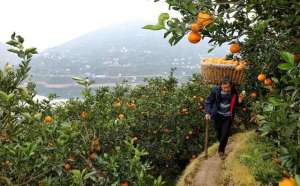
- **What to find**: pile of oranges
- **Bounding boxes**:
[188,12,214,44]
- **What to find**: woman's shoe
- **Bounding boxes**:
[218,151,225,160]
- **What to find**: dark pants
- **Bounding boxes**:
[213,113,233,153]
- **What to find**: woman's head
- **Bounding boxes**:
[220,76,233,93]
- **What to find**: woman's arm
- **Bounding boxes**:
[204,87,217,115]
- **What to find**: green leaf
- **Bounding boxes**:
[7,48,20,55]
[6,40,19,47]
[158,13,170,25]
[16,35,24,43]
[83,171,97,180]
[72,76,84,81]
[278,63,293,70]
[143,24,165,30]
[281,51,294,64]
[25,47,38,54]
[296,174,300,186]
[0,90,9,103]
[208,47,215,53]
[11,32,16,40]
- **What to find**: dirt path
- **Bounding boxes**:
[193,137,236,186]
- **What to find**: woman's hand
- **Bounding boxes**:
[238,94,244,103]
[205,113,211,120]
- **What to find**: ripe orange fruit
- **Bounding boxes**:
[43,116,53,124]
[64,163,71,171]
[250,92,257,98]
[113,101,122,108]
[118,113,125,120]
[94,144,101,152]
[89,152,97,161]
[264,78,273,86]
[191,23,201,32]
[235,64,245,71]
[188,31,201,44]
[197,12,213,26]
[126,102,136,110]
[257,73,266,81]
[120,180,129,186]
[38,181,45,186]
[230,43,241,53]
[279,177,295,186]
[294,54,300,61]
[80,111,88,119]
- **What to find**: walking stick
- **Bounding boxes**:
[204,118,209,159]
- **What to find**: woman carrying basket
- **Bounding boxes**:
[204,76,244,160]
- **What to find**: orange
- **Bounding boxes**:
[230,43,241,53]
[64,163,71,171]
[43,116,53,124]
[235,64,245,71]
[257,73,266,81]
[188,31,201,44]
[191,23,201,32]
[80,111,88,119]
[279,177,295,186]
[118,113,125,120]
[294,54,300,61]
[197,12,213,26]
[38,181,45,186]
[120,180,129,186]
[250,92,257,98]
[126,102,136,110]
[113,101,121,108]
[89,152,97,161]
[264,78,273,86]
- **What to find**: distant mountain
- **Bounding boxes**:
[2,21,228,98]
[30,21,227,79]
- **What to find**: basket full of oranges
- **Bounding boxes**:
[200,57,247,85]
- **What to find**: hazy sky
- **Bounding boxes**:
[0,0,174,50]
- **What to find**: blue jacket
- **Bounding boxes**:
[204,86,241,121]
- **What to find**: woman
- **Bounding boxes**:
[204,77,244,160]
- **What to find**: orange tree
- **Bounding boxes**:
[145,0,300,184]
[1,33,216,185]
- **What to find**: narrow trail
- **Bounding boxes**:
[177,131,255,186]
[193,137,235,186]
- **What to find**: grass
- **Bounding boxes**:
[220,131,261,186]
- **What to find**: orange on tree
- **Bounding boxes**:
[294,53,300,61]
[191,23,201,32]
[264,78,273,86]
[89,152,97,161]
[197,12,213,26]
[113,101,122,108]
[188,31,201,44]
[118,113,125,120]
[230,43,241,53]
[43,116,53,124]
[120,180,129,186]
[257,73,266,81]
[64,163,71,171]
[80,111,88,119]
[279,177,295,186]
[250,92,257,98]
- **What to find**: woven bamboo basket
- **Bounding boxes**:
[200,58,246,85]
